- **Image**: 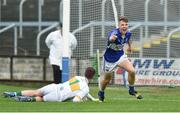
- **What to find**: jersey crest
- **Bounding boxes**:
[69,77,80,92]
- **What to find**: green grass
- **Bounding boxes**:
[0,84,180,112]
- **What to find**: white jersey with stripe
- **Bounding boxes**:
[60,76,89,102]
[39,76,89,102]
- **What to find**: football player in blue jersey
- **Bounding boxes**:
[98,16,143,102]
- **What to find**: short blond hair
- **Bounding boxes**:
[118,16,128,23]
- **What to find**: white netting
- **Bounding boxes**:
[69,0,180,80]
[0,0,179,84]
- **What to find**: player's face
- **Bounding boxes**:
[119,21,128,33]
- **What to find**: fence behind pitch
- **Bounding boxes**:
[69,0,180,86]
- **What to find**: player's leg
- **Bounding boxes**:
[118,59,135,85]
[52,65,62,83]
[14,84,57,102]
[21,90,43,97]
[99,72,113,91]
[38,83,59,101]
[3,92,19,97]
[3,89,42,98]
[118,59,143,99]
[98,58,115,102]
[98,71,113,101]
[3,89,41,102]
[42,90,59,102]
[3,84,55,98]
[14,96,43,102]
[38,83,57,95]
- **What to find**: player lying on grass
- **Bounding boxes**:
[3,67,99,102]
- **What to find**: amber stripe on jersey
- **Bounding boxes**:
[69,77,80,91]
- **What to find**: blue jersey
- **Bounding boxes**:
[104,28,131,62]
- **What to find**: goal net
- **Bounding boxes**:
[68,0,180,85]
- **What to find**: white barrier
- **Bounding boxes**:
[114,58,180,86]
[0,56,53,81]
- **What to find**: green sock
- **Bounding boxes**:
[31,96,36,102]
[16,91,22,96]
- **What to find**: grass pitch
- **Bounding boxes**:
[0,84,180,112]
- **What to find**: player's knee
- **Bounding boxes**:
[35,96,43,102]
[103,72,113,82]
[128,69,135,76]
[103,79,111,84]
[34,90,43,96]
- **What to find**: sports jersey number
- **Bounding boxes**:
[69,77,80,92]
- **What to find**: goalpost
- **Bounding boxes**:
[62,0,70,82]
[111,0,118,28]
